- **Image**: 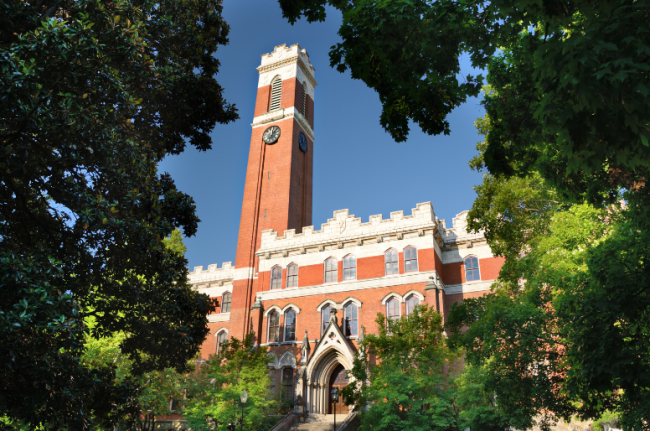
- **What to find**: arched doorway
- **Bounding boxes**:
[328,364,349,414]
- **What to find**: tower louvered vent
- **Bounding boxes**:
[269,76,282,111]
[300,83,306,116]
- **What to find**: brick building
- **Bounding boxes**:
[187,44,504,415]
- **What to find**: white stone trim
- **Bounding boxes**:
[316,299,337,312]
[258,270,434,302]
[381,292,404,305]
[340,297,362,309]
[264,305,282,317]
[403,290,425,302]
[214,328,228,337]
[441,244,493,264]
[281,303,301,314]
[251,107,315,141]
[207,313,230,323]
[444,279,494,295]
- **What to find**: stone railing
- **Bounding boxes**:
[337,411,359,431]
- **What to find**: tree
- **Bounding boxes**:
[183,333,281,431]
[453,361,515,431]
[278,0,650,203]
[341,305,460,431]
[0,1,236,428]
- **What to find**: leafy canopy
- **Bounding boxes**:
[183,333,282,431]
[0,0,236,428]
[279,0,650,203]
[342,305,460,431]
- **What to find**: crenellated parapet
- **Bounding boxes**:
[188,261,236,288]
[257,202,446,260]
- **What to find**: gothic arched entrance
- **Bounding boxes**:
[328,364,349,414]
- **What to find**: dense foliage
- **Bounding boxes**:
[183,333,283,431]
[279,0,650,203]
[0,1,236,428]
[341,305,460,431]
[446,116,648,429]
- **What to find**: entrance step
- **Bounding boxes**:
[289,414,345,430]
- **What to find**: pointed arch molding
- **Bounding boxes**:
[214,328,228,337]
[316,299,337,312]
[381,292,404,305]
[316,297,362,311]
[281,303,301,314]
[403,290,425,301]
[263,305,282,317]
[270,350,297,370]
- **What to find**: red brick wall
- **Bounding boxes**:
[259,282,429,345]
[443,256,504,285]
[479,256,505,280]
[357,255,384,280]
[254,85,271,116]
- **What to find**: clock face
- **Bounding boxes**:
[298,132,308,153]
[262,125,281,144]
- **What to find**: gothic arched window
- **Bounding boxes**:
[271,265,282,290]
[404,246,418,273]
[406,295,420,315]
[343,302,358,336]
[282,368,294,400]
[268,311,280,343]
[321,305,332,335]
[386,297,400,329]
[385,249,399,275]
[324,258,337,283]
[269,76,282,111]
[286,263,298,288]
[343,255,356,280]
[221,291,231,313]
[284,309,296,342]
[464,256,481,281]
[216,331,228,356]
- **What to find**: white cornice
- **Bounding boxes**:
[257,56,317,88]
[251,108,315,141]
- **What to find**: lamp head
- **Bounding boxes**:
[331,387,339,402]
[240,389,248,404]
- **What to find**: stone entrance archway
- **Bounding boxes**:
[296,310,357,414]
[328,364,349,414]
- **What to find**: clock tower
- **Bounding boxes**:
[230,44,316,339]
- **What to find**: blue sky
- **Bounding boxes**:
[158,0,486,270]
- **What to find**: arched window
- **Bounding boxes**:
[385,249,399,275]
[343,255,356,280]
[464,256,481,281]
[271,265,282,290]
[269,76,282,111]
[268,311,280,343]
[404,246,418,273]
[282,368,294,400]
[286,263,298,288]
[343,302,358,336]
[215,331,228,356]
[324,258,337,283]
[300,82,307,116]
[321,305,332,335]
[386,297,400,329]
[406,295,420,315]
[284,309,296,342]
[221,291,231,313]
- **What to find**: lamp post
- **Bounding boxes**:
[240,390,248,431]
[330,388,339,431]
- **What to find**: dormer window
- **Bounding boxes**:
[269,76,282,111]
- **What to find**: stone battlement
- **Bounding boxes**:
[258,202,444,255]
[188,261,234,279]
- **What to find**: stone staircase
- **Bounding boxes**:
[288,414,340,431]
